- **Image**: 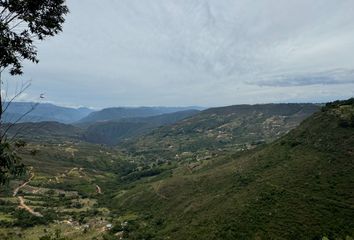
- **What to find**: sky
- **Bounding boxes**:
[6,0,354,108]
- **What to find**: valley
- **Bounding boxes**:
[0,100,353,239]
[2,1,353,239]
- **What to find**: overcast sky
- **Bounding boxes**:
[7,0,354,108]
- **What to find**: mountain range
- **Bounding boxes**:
[3,102,203,125]
[3,102,94,124]
[77,106,205,123]
[3,103,319,148]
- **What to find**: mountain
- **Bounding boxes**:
[3,103,318,149]
[104,99,354,239]
[83,110,200,145]
[3,102,94,123]
[3,110,200,145]
[77,106,204,123]
[123,103,320,159]
[0,99,353,239]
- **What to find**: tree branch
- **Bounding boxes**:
[2,80,31,115]
[1,102,39,141]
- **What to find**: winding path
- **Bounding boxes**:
[18,196,43,217]
[13,168,43,217]
[13,170,34,197]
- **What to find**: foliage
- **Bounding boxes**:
[13,208,56,228]
[39,229,70,240]
[121,103,320,162]
[105,99,354,239]
[0,141,25,184]
[1,99,354,239]
[0,0,69,185]
[0,0,69,75]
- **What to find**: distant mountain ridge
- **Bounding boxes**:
[4,110,201,144]
[82,109,200,145]
[78,106,205,123]
[3,103,320,150]
[3,103,320,148]
[2,102,204,125]
[3,102,94,124]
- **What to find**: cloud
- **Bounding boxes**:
[249,69,354,87]
[6,0,354,107]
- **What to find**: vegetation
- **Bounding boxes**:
[0,99,353,239]
[0,141,25,185]
[0,0,68,185]
[1,1,351,239]
[122,103,320,162]
[0,0,68,75]
[82,110,199,145]
[3,110,200,145]
[98,99,353,239]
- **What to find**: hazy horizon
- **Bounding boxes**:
[4,0,354,108]
[10,99,329,111]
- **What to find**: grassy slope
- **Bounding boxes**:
[106,101,354,239]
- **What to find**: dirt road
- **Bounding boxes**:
[12,168,43,217]
[13,170,34,197]
[18,196,43,217]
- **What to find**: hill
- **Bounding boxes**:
[0,139,137,240]
[122,103,320,160]
[78,106,204,123]
[3,102,94,124]
[83,110,200,145]
[3,121,83,142]
[3,110,200,145]
[3,110,199,145]
[0,100,353,240]
[100,99,354,239]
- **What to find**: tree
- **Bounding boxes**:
[0,0,69,184]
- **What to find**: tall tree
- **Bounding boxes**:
[0,0,69,184]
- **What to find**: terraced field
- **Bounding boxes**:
[0,142,132,240]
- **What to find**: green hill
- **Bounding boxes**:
[101,99,354,239]
[3,110,200,145]
[78,106,203,123]
[123,103,320,161]
[83,110,199,145]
